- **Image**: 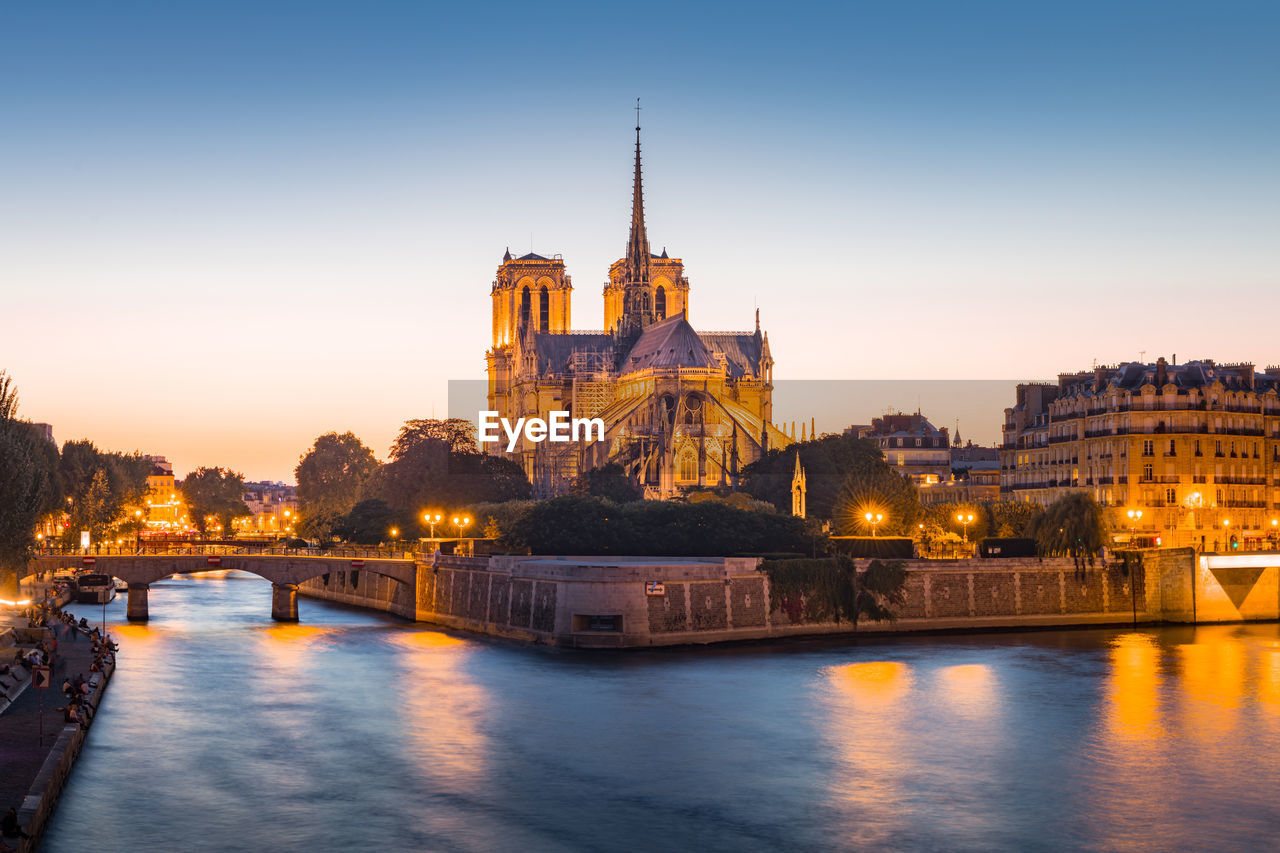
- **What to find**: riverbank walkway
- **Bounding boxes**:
[0,612,101,845]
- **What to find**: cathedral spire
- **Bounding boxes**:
[622,100,654,331]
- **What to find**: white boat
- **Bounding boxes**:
[114,578,129,592]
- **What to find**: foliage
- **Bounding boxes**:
[181,466,250,537]
[505,496,811,557]
[460,500,539,546]
[0,372,61,592]
[374,418,531,512]
[56,439,152,542]
[686,490,778,514]
[576,462,642,502]
[759,556,907,624]
[1029,492,1108,569]
[742,434,892,519]
[919,501,991,540]
[295,431,380,537]
[760,556,856,623]
[831,466,919,536]
[331,499,416,545]
[989,500,1043,538]
[856,559,908,623]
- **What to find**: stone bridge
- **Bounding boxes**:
[28,553,416,621]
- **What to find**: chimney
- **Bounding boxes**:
[1156,356,1168,387]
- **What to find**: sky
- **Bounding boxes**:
[2,1,1277,481]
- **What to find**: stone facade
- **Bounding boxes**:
[1001,358,1280,549]
[290,548,1280,649]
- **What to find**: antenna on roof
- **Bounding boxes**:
[1139,350,1146,363]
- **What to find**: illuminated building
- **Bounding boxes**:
[1001,358,1280,549]
[143,456,184,530]
[862,412,952,486]
[485,122,788,497]
[235,481,299,536]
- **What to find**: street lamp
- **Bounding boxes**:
[1223,518,1232,550]
[452,516,471,538]
[1127,509,1143,547]
[423,512,443,539]
[957,512,975,543]
[389,527,399,544]
[863,511,883,537]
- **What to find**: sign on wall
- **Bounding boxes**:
[645,582,665,596]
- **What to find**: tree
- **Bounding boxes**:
[742,433,899,520]
[390,418,477,457]
[181,467,249,537]
[57,440,151,543]
[373,418,530,512]
[989,500,1042,538]
[830,467,919,537]
[296,432,380,538]
[0,372,55,596]
[1030,492,1108,571]
[331,499,412,545]
[577,462,643,502]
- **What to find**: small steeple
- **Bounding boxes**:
[503,247,512,262]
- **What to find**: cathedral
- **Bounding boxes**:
[485,122,789,497]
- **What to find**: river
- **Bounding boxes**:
[43,570,1280,852]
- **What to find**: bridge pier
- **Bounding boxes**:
[126,584,150,621]
[271,583,299,622]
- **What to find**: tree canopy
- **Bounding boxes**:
[181,466,249,536]
[296,431,380,538]
[374,418,531,512]
[0,372,58,595]
[742,433,906,521]
[1029,492,1109,569]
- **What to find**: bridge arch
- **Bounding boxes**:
[27,553,417,622]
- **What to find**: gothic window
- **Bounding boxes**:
[655,285,666,319]
[539,285,549,330]
[679,450,697,481]
[520,285,531,328]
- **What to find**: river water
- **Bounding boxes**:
[43,570,1280,852]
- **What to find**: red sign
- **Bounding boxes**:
[82,557,96,566]
[207,556,222,566]
[350,559,364,568]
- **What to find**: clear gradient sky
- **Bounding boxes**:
[3,1,1277,481]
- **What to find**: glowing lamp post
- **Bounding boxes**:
[957,512,975,543]
[1127,509,1143,547]
[453,516,472,555]
[423,512,443,539]
[1223,518,1232,550]
[864,511,883,538]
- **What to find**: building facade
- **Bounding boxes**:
[863,413,952,486]
[485,124,788,497]
[1001,358,1280,550]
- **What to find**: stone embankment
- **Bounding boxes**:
[297,547,1280,649]
[0,610,116,853]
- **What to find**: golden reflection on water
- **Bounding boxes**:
[823,662,915,848]
[1106,633,1163,742]
[937,663,997,717]
[390,631,491,799]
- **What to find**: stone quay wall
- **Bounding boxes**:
[15,658,114,853]
[297,548,1280,649]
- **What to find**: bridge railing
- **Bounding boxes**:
[32,544,421,560]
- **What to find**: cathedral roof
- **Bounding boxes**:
[516,252,550,261]
[530,332,614,375]
[620,314,713,374]
[700,332,765,380]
